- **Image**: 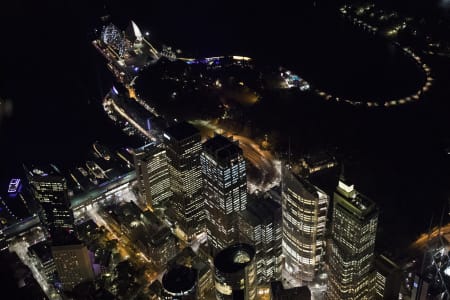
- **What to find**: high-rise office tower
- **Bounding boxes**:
[238,195,282,284]
[326,177,378,300]
[134,144,172,208]
[281,167,329,283]
[374,254,402,300]
[51,240,94,291]
[164,122,204,236]
[213,243,256,300]
[25,164,74,237]
[201,135,247,254]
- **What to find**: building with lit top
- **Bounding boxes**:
[164,122,204,236]
[51,239,94,291]
[213,243,256,300]
[25,164,74,237]
[281,167,329,283]
[238,194,282,284]
[201,135,247,255]
[326,177,378,300]
[133,143,172,208]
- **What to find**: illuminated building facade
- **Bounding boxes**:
[213,243,256,300]
[51,242,94,291]
[134,144,172,208]
[25,164,74,236]
[326,178,378,300]
[281,168,329,283]
[164,122,204,236]
[201,135,247,254]
[238,195,282,284]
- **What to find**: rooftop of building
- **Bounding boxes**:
[270,281,311,299]
[51,232,83,247]
[214,243,255,274]
[375,254,401,275]
[203,134,242,166]
[148,226,173,247]
[162,264,197,294]
[335,178,377,217]
[148,280,163,296]
[134,144,165,162]
[304,151,337,166]
[24,164,64,181]
[241,196,281,227]
[0,192,32,224]
[28,240,53,263]
[192,260,210,278]
[283,167,326,200]
[164,121,200,142]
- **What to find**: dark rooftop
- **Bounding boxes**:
[241,196,281,227]
[270,281,311,299]
[284,168,325,200]
[149,226,172,247]
[203,134,242,166]
[28,241,53,263]
[162,264,197,294]
[214,243,255,274]
[164,121,200,142]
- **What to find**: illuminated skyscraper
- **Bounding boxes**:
[51,241,94,291]
[201,135,247,254]
[213,243,256,300]
[25,164,74,237]
[164,122,204,236]
[238,195,282,284]
[326,177,378,300]
[134,144,172,208]
[281,168,329,283]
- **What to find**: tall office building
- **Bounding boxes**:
[238,195,282,284]
[25,164,74,236]
[201,135,247,254]
[281,167,329,283]
[326,177,378,300]
[374,254,402,300]
[52,240,94,291]
[213,243,256,300]
[164,122,204,236]
[28,241,57,283]
[134,144,172,208]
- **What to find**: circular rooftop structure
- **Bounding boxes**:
[162,264,197,296]
[214,243,255,274]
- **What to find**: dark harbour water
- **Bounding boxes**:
[0,0,449,253]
